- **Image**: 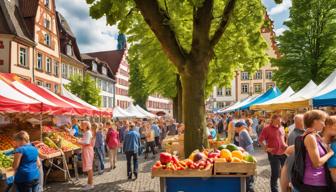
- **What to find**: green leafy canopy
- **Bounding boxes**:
[87,0,271,97]
[273,0,336,90]
[65,74,102,107]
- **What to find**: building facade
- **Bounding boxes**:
[81,54,115,109]
[146,94,173,116]
[209,14,279,110]
[56,12,86,86]
[0,0,62,92]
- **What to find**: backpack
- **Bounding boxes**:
[291,133,334,191]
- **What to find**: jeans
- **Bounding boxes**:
[95,146,105,172]
[267,153,286,192]
[145,141,156,158]
[15,179,39,192]
[300,184,329,192]
[155,136,161,149]
[125,151,138,178]
[246,176,255,192]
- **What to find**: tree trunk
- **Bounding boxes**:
[173,95,178,120]
[181,64,208,157]
[172,75,183,122]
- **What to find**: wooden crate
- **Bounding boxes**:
[0,167,14,179]
[152,165,213,178]
[214,159,256,176]
[39,151,62,160]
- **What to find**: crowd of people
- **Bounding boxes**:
[9,117,184,191]
[10,109,336,192]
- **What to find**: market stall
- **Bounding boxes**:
[113,106,134,119]
[126,104,148,118]
[135,105,157,118]
[152,144,257,192]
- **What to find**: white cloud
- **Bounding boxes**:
[275,27,287,36]
[269,0,292,15]
[55,0,119,53]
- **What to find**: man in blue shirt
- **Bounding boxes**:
[123,123,141,180]
[151,121,161,149]
[71,118,80,137]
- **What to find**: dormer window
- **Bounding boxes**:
[45,0,50,8]
[92,62,97,72]
[102,66,107,75]
[66,43,73,56]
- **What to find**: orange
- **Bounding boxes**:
[220,149,232,161]
[232,157,242,162]
[231,150,244,160]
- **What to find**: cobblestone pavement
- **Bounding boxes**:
[45,148,272,192]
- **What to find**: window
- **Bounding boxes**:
[108,97,113,108]
[102,66,107,75]
[19,47,28,67]
[254,83,262,93]
[54,84,58,93]
[68,66,73,77]
[54,61,59,76]
[217,102,225,109]
[66,44,73,56]
[44,18,50,29]
[266,83,275,90]
[97,79,101,89]
[225,88,231,96]
[217,87,223,96]
[103,96,108,108]
[241,83,249,94]
[37,53,43,70]
[241,72,249,80]
[266,70,273,79]
[37,81,43,86]
[254,71,262,80]
[45,0,49,8]
[108,83,114,93]
[92,62,97,72]
[62,63,68,78]
[45,83,51,90]
[44,33,50,46]
[46,57,51,73]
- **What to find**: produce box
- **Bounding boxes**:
[214,158,256,176]
[0,135,15,151]
[0,167,14,179]
[152,164,213,178]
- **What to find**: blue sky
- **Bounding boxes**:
[56,0,291,53]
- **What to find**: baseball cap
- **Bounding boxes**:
[235,121,247,128]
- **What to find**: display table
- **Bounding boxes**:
[159,176,247,192]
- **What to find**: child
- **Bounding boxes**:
[235,122,254,192]
[77,121,94,190]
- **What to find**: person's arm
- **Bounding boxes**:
[37,157,42,168]
[285,145,294,156]
[258,128,273,152]
[78,132,91,145]
[304,134,334,168]
[12,152,22,171]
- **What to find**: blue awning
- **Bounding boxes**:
[238,87,282,110]
[313,89,336,107]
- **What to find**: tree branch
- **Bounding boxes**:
[134,0,186,72]
[190,0,214,59]
[210,0,236,48]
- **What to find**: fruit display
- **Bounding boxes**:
[59,139,79,151]
[152,144,257,177]
[0,152,13,169]
[0,135,15,151]
[33,141,59,155]
[42,126,59,133]
[43,137,58,149]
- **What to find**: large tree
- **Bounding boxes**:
[273,0,336,90]
[66,74,102,107]
[87,0,279,156]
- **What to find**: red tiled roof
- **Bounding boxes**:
[86,49,126,74]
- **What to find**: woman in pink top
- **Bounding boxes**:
[77,121,94,191]
[302,110,334,192]
[105,121,119,170]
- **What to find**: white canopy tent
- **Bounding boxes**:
[126,104,147,118]
[135,105,157,118]
[251,87,295,110]
[312,70,336,97]
[218,96,258,113]
[113,106,134,119]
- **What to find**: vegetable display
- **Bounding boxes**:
[0,152,13,169]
